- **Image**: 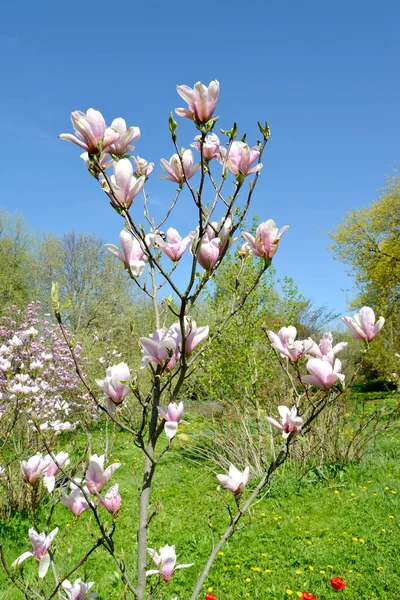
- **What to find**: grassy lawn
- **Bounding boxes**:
[0,397,399,599]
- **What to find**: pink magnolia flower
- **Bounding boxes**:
[98,484,122,514]
[191,133,220,160]
[85,454,121,494]
[95,362,130,413]
[266,406,303,439]
[107,118,140,156]
[105,229,153,277]
[196,237,221,270]
[140,327,181,370]
[109,158,145,209]
[133,155,154,177]
[308,332,347,365]
[342,306,385,342]
[205,217,233,254]
[12,528,58,578]
[303,358,345,390]
[20,453,51,484]
[158,402,188,439]
[43,451,69,493]
[61,487,90,517]
[217,464,250,496]
[155,228,193,262]
[239,242,252,258]
[243,220,289,260]
[267,327,313,362]
[146,544,194,581]
[62,578,98,600]
[160,150,200,183]
[182,317,209,355]
[59,109,118,153]
[175,80,219,123]
[219,141,263,177]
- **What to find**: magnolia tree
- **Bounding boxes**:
[0,81,386,600]
[0,301,88,431]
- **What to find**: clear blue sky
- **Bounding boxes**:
[1,0,399,318]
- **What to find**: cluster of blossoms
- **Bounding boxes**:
[15,453,122,579]
[0,302,89,422]
[12,527,98,597]
[105,216,288,283]
[60,81,288,283]
[218,307,386,490]
[267,306,385,393]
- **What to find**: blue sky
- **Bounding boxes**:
[1,0,399,318]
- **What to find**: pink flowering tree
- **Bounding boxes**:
[0,80,387,600]
[0,301,90,513]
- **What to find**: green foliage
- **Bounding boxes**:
[329,175,400,310]
[0,212,33,311]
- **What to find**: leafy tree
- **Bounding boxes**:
[329,175,400,312]
[0,212,33,311]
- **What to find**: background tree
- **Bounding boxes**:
[0,211,34,311]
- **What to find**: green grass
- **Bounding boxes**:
[0,405,399,599]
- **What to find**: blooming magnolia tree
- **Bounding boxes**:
[0,81,386,600]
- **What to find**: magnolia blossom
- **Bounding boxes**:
[342,306,385,342]
[308,332,347,365]
[98,484,122,514]
[43,451,69,493]
[133,155,154,177]
[303,357,345,390]
[59,109,117,153]
[95,362,130,413]
[182,317,209,355]
[12,528,58,578]
[155,228,193,261]
[201,217,233,255]
[20,453,51,484]
[191,133,220,160]
[105,229,153,277]
[243,220,289,260]
[109,158,145,209]
[107,117,140,156]
[266,406,304,439]
[146,544,194,581]
[217,464,250,496]
[140,327,181,370]
[160,150,200,183]
[219,141,262,177]
[52,420,76,433]
[85,454,121,493]
[61,487,90,517]
[239,243,252,258]
[267,326,313,362]
[62,578,98,600]
[196,236,221,270]
[158,402,188,439]
[175,80,219,123]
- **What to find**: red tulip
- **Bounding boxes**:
[302,593,317,600]
[205,595,217,600]
[330,577,347,590]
